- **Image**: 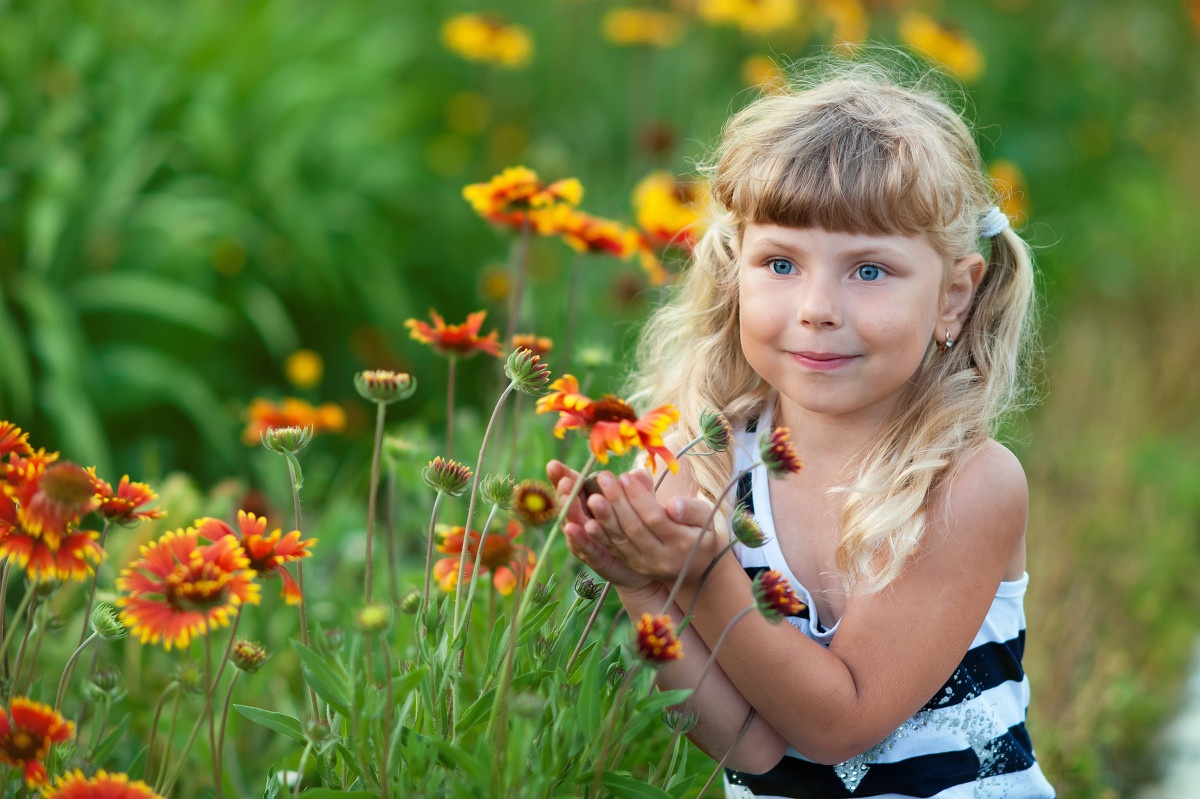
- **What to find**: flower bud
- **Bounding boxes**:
[175,661,206,695]
[529,577,555,606]
[354,603,392,635]
[634,613,683,664]
[34,578,61,598]
[510,690,545,719]
[84,668,127,703]
[504,347,552,396]
[759,426,802,478]
[231,640,270,673]
[698,408,733,452]
[663,706,699,734]
[573,571,605,602]
[512,480,557,527]
[303,717,337,752]
[323,627,345,652]
[399,590,422,615]
[751,569,806,624]
[261,425,314,455]
[480,474,516,509]
[730,505,767,548]
[91,602,129,641]
[423,456,472,496]
[354,370,417,404]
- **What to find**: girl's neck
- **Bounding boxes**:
[769,394,887,482]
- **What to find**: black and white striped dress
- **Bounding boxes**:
[724,410,1056,798]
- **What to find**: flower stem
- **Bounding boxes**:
[9,595,38,697]
[455,503,502,644]
[565,582,610,676]
[285,456,319,720]
[446,355,457,459]
[55,631,99,712]
[364,400,388,605]
[421,491,446,624]
[217,670,241,795]
[0,586,34,672]
[75,519,111,648]
[384,465,400,608]
[453,382,516,632]
[698,709,757,798]
[653,436,705,492]
[379,635,394,799]
[504,217,533,351]
[561,252,584,373]
[152,683,182,793]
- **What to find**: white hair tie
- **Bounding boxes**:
[979,206,1010,238]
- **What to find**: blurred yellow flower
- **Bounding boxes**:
[602,8,683,47]
[697,0,798,35]
[633,171,710,253]
[441,14,533,69]
[284,349,323,389]
[742,55,788,93]
[900,12,983,82]
[987,160,1030,226]
[818,0,867,48]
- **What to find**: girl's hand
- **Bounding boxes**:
[584,468,721,586]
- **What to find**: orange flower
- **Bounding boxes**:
[0,697,74,787]
[463,166,582,232]
[117,529,261,650]
[433,519,535,595]
[406,309,502,359]
[0,485,103,583]
[988,160,1030,226]
[195,511,315,605]
[242,397,345,446]
[632,171,710,254]
[751,569,806,622]
[536,205,640,259]
[7,460,98,547]
[41,769,165,799]
[696,0,798,34]
[90,472,165,525]
[511,333,553,358]
[0,423,32,478]
[634,613,683,662]
[536,375,679,474]
[760,426,802,478]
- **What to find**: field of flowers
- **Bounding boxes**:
[1,0,1199,797]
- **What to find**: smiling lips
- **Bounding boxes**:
[790,351,858,371]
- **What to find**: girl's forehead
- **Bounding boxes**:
[740,222,940,261]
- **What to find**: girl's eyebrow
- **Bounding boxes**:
[750,237,908,261]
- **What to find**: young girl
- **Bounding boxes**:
[549,62,1056,798]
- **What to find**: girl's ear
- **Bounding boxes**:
[940,253,986,331]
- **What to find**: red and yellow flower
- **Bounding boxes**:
[90,472,165,525]
[195,511,315,605]
[752,569,806,623]
[432,519,536,595]
[633,171,710,254]
[535,205,640,259]
[511,333,553,358]
[41,769,165,799]
[0,422,32,475]
[0,697,74,787]
[242,397,345,446]
[463,166,582,232]
[6,460,98,545]
[536,375,679,474]
[0,484,103,583]
[117,529,261,650]
[406,309,503,359]
[634,613,683,663]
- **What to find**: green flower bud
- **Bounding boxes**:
[480,474,516,509]
[399,590,422,615]
[91,602,129,640]
[261,425,314,455]
[698,408,733,452]
[355,603,392,635]
[231,640,270,673]
[573,571,605,602]
[730,504,767,548]
[504,348,552,396]
[423,456,472,496]
[354,370,417,404]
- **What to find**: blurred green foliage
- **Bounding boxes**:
[3,0,1199,796]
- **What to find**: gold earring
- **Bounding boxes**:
[944,329,955,350]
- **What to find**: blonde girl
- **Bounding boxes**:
[549,61,1056,798]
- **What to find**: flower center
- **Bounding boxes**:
[589,396,638,423]
[4,729,39,760]
[166,557,233,612]
[38,462,96,508]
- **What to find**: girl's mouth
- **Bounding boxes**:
[790,351,857,371]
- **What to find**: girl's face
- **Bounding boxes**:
[737,223,961,429]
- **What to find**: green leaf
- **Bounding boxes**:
[233,705,306,744]
[430,738,488,786]
[578,651,601,733]
[297,790,379,798]
[634,689,692,716]
[68,273,238,337]
[126,746,149,781]
[89,712,130,763]
[665,772,697,798]
[576,770,671,799]
[291,641,352,717]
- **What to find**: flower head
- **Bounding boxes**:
[511,480,557,527]
[243,398,344,446]
[536,375,679,474]
[442,13,533,68]
[432,519,535,595]
[634,613,683,663]
[504,348,552,396]
[231,640,269,674]
[573,571,605,602]
[260,425,313,455]
[480,474,517,509]
[354,370,417,404]
[463,166,582,232]
[698,408,733,452]
[406,309,502,359]
[632,171,710,254]
[752,569,806,623]
[0,422,33,471]
[602,8,683,47]
[0,493,103,583]
[91,602,129,640]
[900,12,983,82]
[0,697,74,787]
[760,427,802,478]
[354,603,393,635]
[696,0,798,33]
[90,473,165,525]
[41,770,165,799]
[423,457,473,496]
[117,529,261,650]
[284,349,324,389]
[195,511,316,605]
[731,505,767,548]
[13,461,98,544]
[535,205,639,259]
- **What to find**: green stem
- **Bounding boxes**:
[421,492,446,625]
[384,466,400,609]
[286,457,319,720]
[217,670,241,796]
[152,684,182,793]
[9,594,37,697]
[364,400,388,605]
[455,503,501,643]
[653,436,705,492]
[565,582,611,676]
[293,742,313,799]
[504,217,533,350]
[446,356,457,460]
[0,587,34,668]
[207,633,222,799]
[379,635,395,799]
[54,631,99,712]
[75,519,111,648]
[589,664,641,794]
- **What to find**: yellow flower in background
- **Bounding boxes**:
[988,160,1030,226]
[742,55,788,93]
[633,171,710,253]
[442,14,533,68]
[818,0,867,48]
[900,12,983,82]
[284,349,323,389]
[602,8,683,47]
[697,0,798,35]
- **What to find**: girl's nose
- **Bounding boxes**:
[796,274,842,328]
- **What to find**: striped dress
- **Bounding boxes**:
[724,410,1056,798]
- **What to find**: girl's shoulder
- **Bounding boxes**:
[929,438,1028,553]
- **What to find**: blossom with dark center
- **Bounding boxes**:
[354,370,417,404]
[0,697,74,787]
[512,480,558,526]
[423,457,473,496]
[432,519,535,595]
[634,613,683,663]
[752,569,806,623]
[9,461,98,546]
[406,309,502,359]
[90,472,165,525]
[760,426,802,478]
[40,769,165,799]
[0,492,103,582]
[195,511,316,605]
[462,166,582,231]
[536,375,679,474]
[117,529,261,651]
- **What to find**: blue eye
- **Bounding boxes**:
[769,258,795,275]
[856,264,883,281]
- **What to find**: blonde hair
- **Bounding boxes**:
[630,60,1036,595]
